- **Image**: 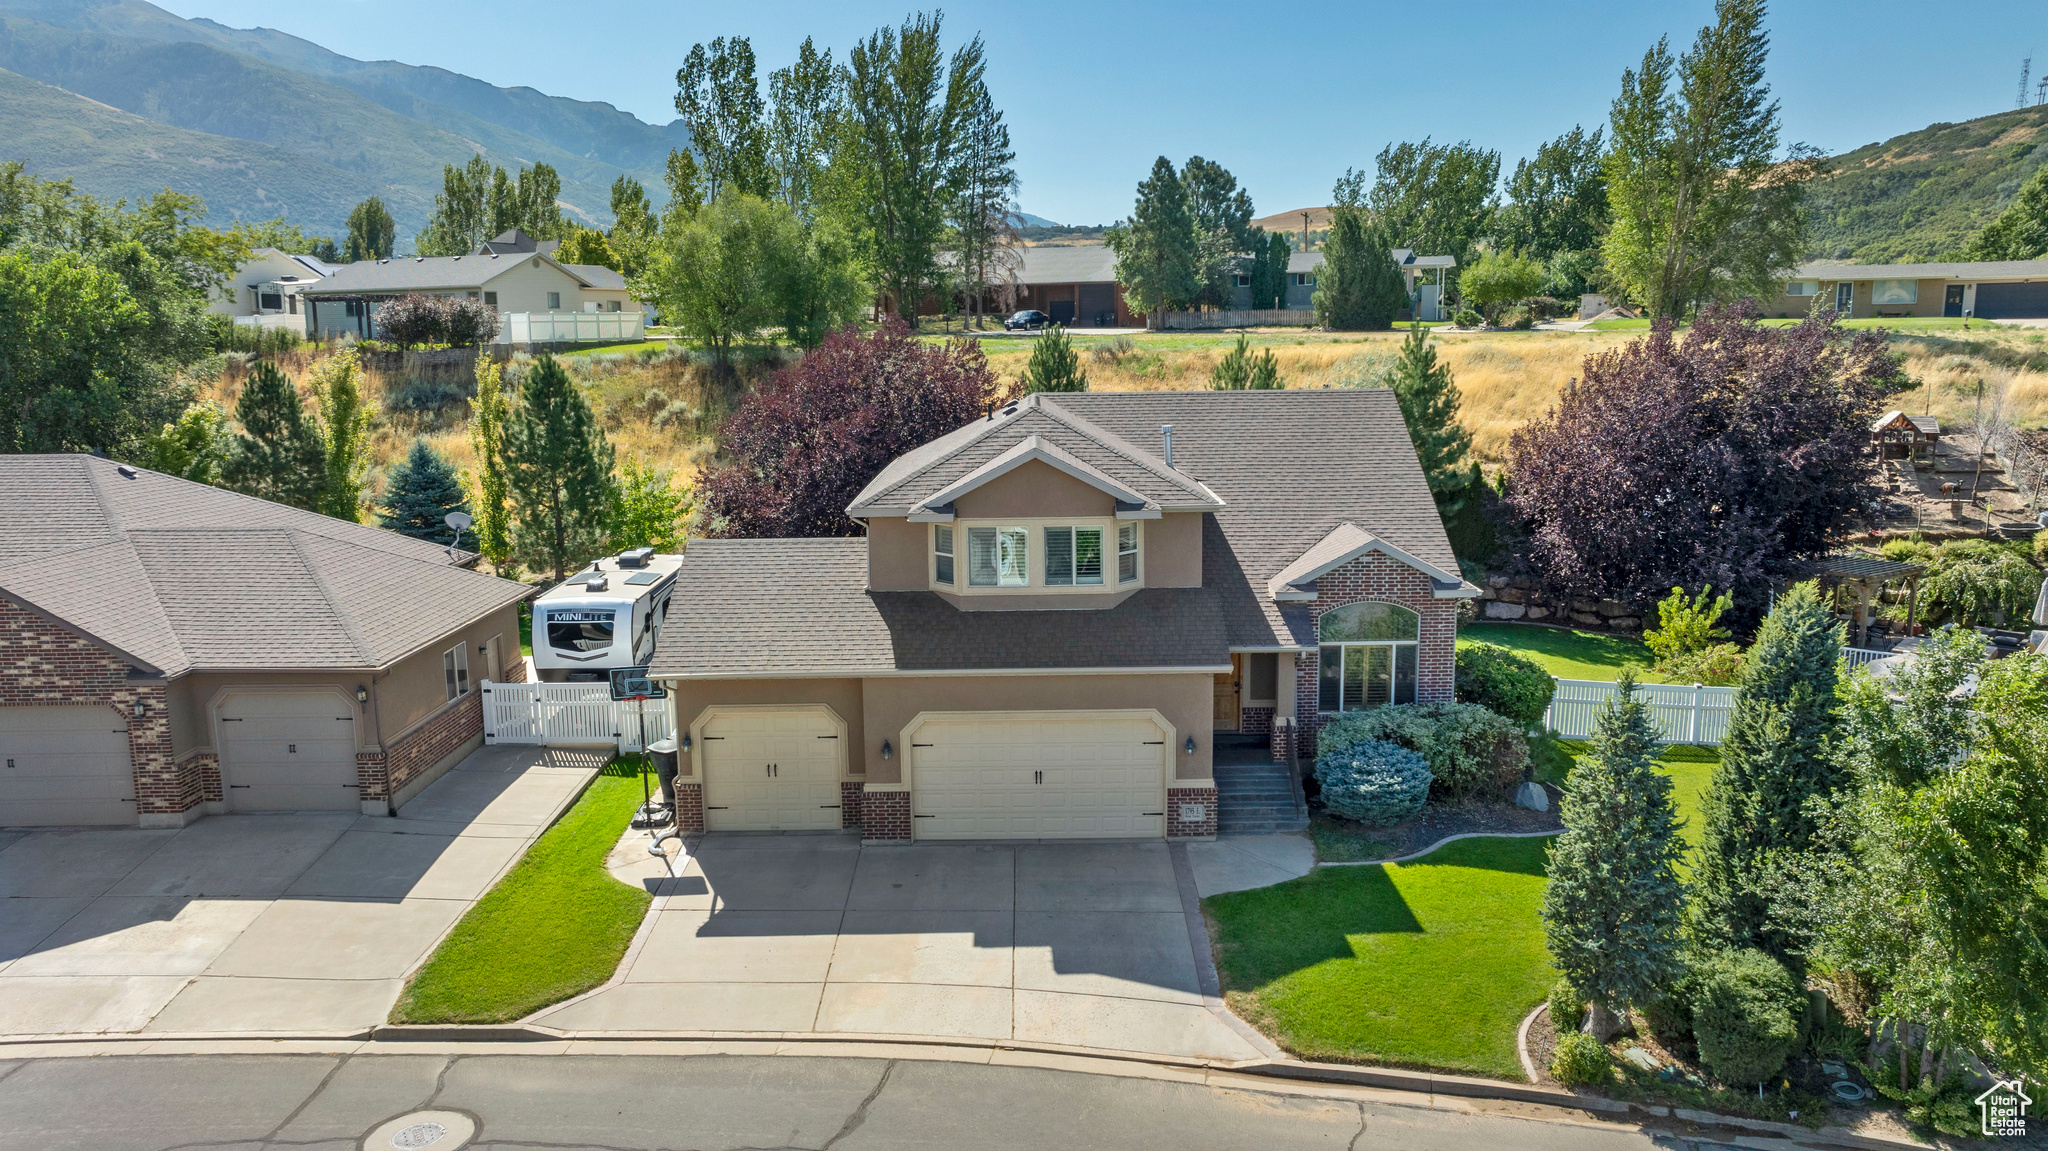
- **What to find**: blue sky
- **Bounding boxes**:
[161,1,2046,225]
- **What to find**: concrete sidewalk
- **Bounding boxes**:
[529,832,1315,1062]
[0,744,605,1037]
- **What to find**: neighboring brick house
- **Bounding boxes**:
[648,390,1477,843]
[0,456,532,829]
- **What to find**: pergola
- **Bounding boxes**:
[1808,553,1925,649]
[1870,410,1940,465]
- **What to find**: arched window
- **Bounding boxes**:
[1318,601,1420,712]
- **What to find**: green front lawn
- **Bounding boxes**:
[1457,620,1657,682]
[390,762,652,1023]
[1547,739,1718,874]
[1206,836,1555,1080]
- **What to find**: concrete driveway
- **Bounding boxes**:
[532,833,1312,1062]
[0,744,604,1037]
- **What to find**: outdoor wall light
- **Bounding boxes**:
[132,698,146,717]
[1184,736,1198,755]
[355,685,369,704]
[881,739,894,760]
[678,733,692,753]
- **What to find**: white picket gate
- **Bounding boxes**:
[1544,678,1737,746]
[480,680,671,753]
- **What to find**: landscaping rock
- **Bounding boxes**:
[1515,781,1549,811]
[1608,617,1640,630]
[1487,575,1511,589]
[1500,587,1525,604]
[1526,605,1551,620]
[1595,599,1630,617]
[1484,601,1528,620]
[1571,598,1601,614]
[1570,611,1603,627]
[1622,1046,1661,1071]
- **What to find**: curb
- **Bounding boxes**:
[1517,1002,1546,1084]
[1315,828,1563,868]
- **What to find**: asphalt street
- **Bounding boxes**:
[0,1050,1791,1151]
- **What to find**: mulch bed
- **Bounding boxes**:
[1526,1003,1562,1087]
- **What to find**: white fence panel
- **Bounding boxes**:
[494,310,644,345]
[1841,646,1892,671]
[481,680,671,753]
[1544,678,1736,746]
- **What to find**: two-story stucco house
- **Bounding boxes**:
[649,389,1477,843]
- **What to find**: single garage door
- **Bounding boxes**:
[701,709,843,831]
[1973,281,2048,319]
[909,713,1167,840]
[0,706,134,827]
[218,692,360,811]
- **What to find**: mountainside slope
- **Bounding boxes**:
[0,65,410,229]
[1805,105,2048,263]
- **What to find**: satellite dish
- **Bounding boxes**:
[445,512,474,530]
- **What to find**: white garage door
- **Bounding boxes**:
[701,709,843,831]
[0,706,135,827]
[218,692,360,812]
[909,713,1167,840]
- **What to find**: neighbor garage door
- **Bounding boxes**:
[908,713,1167,840]
[0,706,135,827]
[1973,281,2048,319]
[218,692,360,811]
[701,709,844,831]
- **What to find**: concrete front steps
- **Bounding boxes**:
[1213,741,1307,835]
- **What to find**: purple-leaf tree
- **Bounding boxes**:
[1506,305,1905,617]
[697,322,1014,537]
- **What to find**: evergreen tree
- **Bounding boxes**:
[1542,668,1689,1039]
[1019,324,1087,393]
[377,438,471,546]
[221,361,326,510]
[1383,324,1479,513]
[1314,208,1407,330]
[1691,581,1845,961]
[503,354,615,580]
[312,349,371,521]
[1106,157,1201,325]
[343,197,395,262]
[1210,334,1280,390]
[466,356,513,570]
[1248,229,1291,311]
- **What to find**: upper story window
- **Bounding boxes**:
[1232,274,1251,287]
[937,519,1138,593]
[1317,601,1419,713]
[546,291,562,310]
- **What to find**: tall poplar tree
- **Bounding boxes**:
[1691,581,1845,961]
[675,37,773,202]
[466,356,513,570]
[343,197,395,262]
[312,348,372,522]
[221,362,326,511]
[1106,157,1201,326]
[1542,669,1689,1039]
[503,354,615,581]
[1382,325,1479,514]
[766,37,842,218]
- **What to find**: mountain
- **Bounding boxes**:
[1804,105,2048,263]
[0,0,680,241]
[1011,210,1060,228]
[1253,206,1332,235]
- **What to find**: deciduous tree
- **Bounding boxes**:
[312,348,372,521]
[1963,164,2048,261]
[1359,138,1500,284]
[503,353,615,580]
[466,356,513,569]
[608,455,693,553]
[676,37,773,202]
[1500,126,1609,260]
[767,37,842,218]
[697,322,1010,537]
[1458,250,1548,325]
[344,196,396,262]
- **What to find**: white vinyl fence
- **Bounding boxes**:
[481,680,671,753]
[1544,679,1736,746]
[1841,646,1893,671]
[495,310,644,346]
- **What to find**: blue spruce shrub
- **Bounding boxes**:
[1314,739,1433,825]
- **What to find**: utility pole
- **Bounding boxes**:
[2023,57,2035,110]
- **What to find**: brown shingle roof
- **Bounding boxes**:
[0,455,531,676]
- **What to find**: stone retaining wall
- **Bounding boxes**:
[1473,575,1644,632]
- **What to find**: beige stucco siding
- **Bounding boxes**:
[866,516,928,591]
[372,605,520,742]
[1145,513,1202,587]
[861,673,1214,784]
[953,460,1115,519]
[667,678,867,780]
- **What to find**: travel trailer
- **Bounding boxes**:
[531,548,684,682]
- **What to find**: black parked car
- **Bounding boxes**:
[1003,309,1053,331]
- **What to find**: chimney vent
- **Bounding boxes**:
[1161,425,1175,469]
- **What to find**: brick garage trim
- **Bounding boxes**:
[1167,784,1218,839]
[861,787,911,842]
[376,689,485,810]
[0,597,189,825]
[840,780,864,829]
[672,781,704,832]
[1291,553,1458,750]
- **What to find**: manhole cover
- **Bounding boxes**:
[365,1111,475,1151]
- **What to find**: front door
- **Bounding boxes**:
[1214,654,1242,732]
[1835,282,1855,316]
[1944,284,1966,317]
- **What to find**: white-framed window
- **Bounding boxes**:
[1043,526,1105,586]
[966,526,1029,587]
[483,291,498,307]
[1871,279,1918,305]
[1317,601,1420,712]
[443,642,470,701]
[1784,281,1818,297]
[1233,274,1251,287]
[1118,523,1139,584]
[933,525,955,585]
[1290,272,1315,287]
[546,291,562,310]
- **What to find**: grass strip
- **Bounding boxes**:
[1457,621,1659,682]
[390,762,653,1023]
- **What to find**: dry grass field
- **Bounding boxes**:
[189,319,2048,513]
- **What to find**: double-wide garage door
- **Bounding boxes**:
[0,706,135,827]
[910,713,1167,840]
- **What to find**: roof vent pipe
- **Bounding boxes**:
[1161,425,1175,469]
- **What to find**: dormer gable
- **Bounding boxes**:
[1267,522,1479,602]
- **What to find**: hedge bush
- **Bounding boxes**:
[1453,307,1482,328]
[1455,642,1555,729]
[1313,739,1432,826]
[1317,702,1528,801]
[1550,1030,1610,1086]
[1690,948,1802,1085]
[1547,978,1584,1033]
